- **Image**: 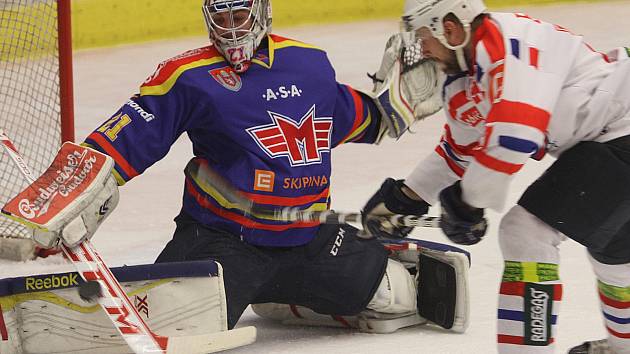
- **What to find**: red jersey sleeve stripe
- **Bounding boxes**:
[340,85,365,143]
[436,145,465,177]
[141,46,219,88]
[487,100,551,133]
[479,17,506,63]
[87,132,139,179]
[475,150,524,175]
[444,124,479,156]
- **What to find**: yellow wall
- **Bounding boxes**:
[71,0,608,50]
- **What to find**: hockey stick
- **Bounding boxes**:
[0,130,255,353]
[186,159,440,230]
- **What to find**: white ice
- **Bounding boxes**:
[2,1,630,353]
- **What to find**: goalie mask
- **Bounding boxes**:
[401,0,486,71]
[202,0,272,73]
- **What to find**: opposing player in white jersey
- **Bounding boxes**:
[362,0,630,353]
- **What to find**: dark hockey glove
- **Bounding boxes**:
[362,178,430,238]
[439,181,488,245]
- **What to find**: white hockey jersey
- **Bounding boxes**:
[405,12,630,211]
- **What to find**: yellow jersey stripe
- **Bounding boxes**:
[140,57,225,96]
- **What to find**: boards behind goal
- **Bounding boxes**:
[0,0,74,260]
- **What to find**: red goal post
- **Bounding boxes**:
[0,0,74,253]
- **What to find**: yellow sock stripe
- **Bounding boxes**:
[598,281,630,302]
[502,261,559,282]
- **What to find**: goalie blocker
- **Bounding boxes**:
[1,142,119,249]
[252,238,470,334]
[0,260,255,354]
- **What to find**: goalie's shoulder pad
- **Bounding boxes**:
[0,260,253,354]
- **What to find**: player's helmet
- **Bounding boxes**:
[402,0,486,51]
[202,0,272,73]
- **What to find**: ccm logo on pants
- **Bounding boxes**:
[329,228,346,256]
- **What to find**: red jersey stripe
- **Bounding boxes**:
[529,47,539,68]
[436,145,465,177]
[444,125,479,156]
[340,85,365,143]
[142,46,220,88]
[243,188,330,206]
[477,17,506,63]
[187,181,320,231]
[448,91,471,119]
[487,100,551,133]
[475,150,524,175]
[87,132,139,179]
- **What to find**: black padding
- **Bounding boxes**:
[417,254,456,329]
[519,139,630,259]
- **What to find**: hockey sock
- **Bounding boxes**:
[497,261,562,353]
[589,256,630,354]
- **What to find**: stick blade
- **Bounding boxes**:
[165,326,257,354]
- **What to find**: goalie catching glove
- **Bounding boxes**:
[1,142,119,248]
[370,32,443,140]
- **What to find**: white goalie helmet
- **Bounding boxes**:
[402,0,486,70]
[202,0,272,73]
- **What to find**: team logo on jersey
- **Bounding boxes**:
[209,66,242,92]
[247,105,332,166]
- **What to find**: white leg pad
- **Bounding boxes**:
[367,259,417,314]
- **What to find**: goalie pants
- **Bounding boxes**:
[155,212,389,329]
[497,137,630,353]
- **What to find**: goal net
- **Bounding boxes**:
[0,0,74,247]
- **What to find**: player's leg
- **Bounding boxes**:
[580,226,630,354]
[510,138,630,353]
[252,223,469,333]
[496,205,566,354]
[155,211,278,329]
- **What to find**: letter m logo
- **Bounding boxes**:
[247,105,332,166]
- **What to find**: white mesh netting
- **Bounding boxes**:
[1,0,67,239]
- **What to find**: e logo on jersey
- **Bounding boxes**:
[209,66,242,92]
[247,105,332,166]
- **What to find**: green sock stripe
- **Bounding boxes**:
[598,281,630,302]
[503,261,559,282]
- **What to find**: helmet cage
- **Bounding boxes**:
[202,0,271,72]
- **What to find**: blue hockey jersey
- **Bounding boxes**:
[84,34,381,247]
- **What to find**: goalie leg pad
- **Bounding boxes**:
[367,259,417,314]
[0,260,255,354]
[417,253,456,329]
[383,239,470,333]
